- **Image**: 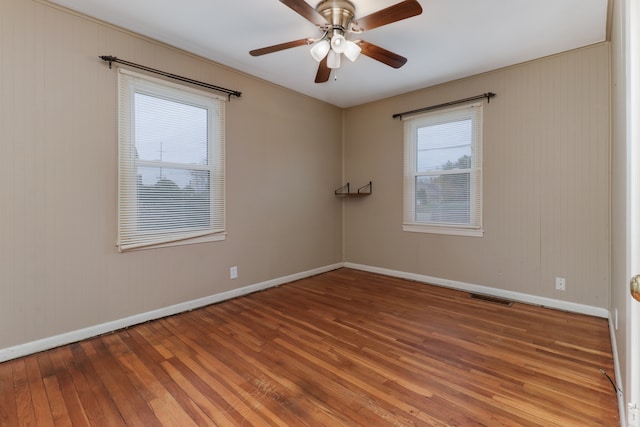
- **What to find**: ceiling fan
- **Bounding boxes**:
[250,0,423,83]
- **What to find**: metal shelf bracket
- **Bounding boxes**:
[335,181,372,197]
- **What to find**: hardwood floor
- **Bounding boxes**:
[0,268,619,426]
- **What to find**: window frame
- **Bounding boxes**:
[117,69,226,251]
[402,102,483,237]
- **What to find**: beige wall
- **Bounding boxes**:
[0,0,343,350]
[343,43,611,308]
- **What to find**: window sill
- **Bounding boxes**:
[402,224,484,237]
[119,232,226,252]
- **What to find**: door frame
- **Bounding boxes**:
[627,0,640,424]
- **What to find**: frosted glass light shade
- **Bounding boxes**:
[310,40,330,62]
[330,33,347,54]
[327,50,341,69]
[343,40,361,62]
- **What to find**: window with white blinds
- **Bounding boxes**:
[403,102,483,237]
[117,69,225,251]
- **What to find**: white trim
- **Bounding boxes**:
[628,1,640,425]
[0,263,343,363]
[609,315,628,427]
[118,68,227,102]
[1,262,612,363]
[117,68,226,251]
[403,102,483,235]
[402,224,484,237]
[344,262,610,318]
[124,232,227,251]
[631,404,640,427]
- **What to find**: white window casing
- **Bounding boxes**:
[403,102,483,237]
[117,69,226,251]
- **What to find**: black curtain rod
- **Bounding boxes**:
[99,55,242,100]
[392,92,496,119]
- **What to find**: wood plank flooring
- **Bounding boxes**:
[0,268,619,426]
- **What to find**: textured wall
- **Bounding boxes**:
[343,43,610,308]
[0,0,343,350]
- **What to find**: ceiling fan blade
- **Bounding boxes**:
[352,0,422,32]
[356,40,407,68]
[315,56,331,83]
[250,38,312,56]
[280,0,328,26]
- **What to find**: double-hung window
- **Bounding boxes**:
[117,69,225,251]
[403,102,483,237]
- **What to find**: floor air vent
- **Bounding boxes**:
[470,293,513,306]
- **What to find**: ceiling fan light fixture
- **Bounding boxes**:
[327,50,341,69]
[343,40,361,62]
[330,32,347,54]
[310,39,330,62]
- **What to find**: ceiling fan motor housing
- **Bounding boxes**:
[316,0,355,30]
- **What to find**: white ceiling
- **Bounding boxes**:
[49,0,608,108]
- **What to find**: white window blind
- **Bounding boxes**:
[117,69,225,251]
[403,102,483,236]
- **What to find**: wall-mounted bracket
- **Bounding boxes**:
[335,181,372,197]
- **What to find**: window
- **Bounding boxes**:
[403,103,483,237]
[117,69,225,251]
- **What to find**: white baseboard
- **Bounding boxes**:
[608,315,627,427]
[344,262,610,318]
[0,263,343,363]
[0,262,611,363]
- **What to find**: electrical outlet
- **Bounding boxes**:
[555,277,566,291]
[230,266,238,279]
